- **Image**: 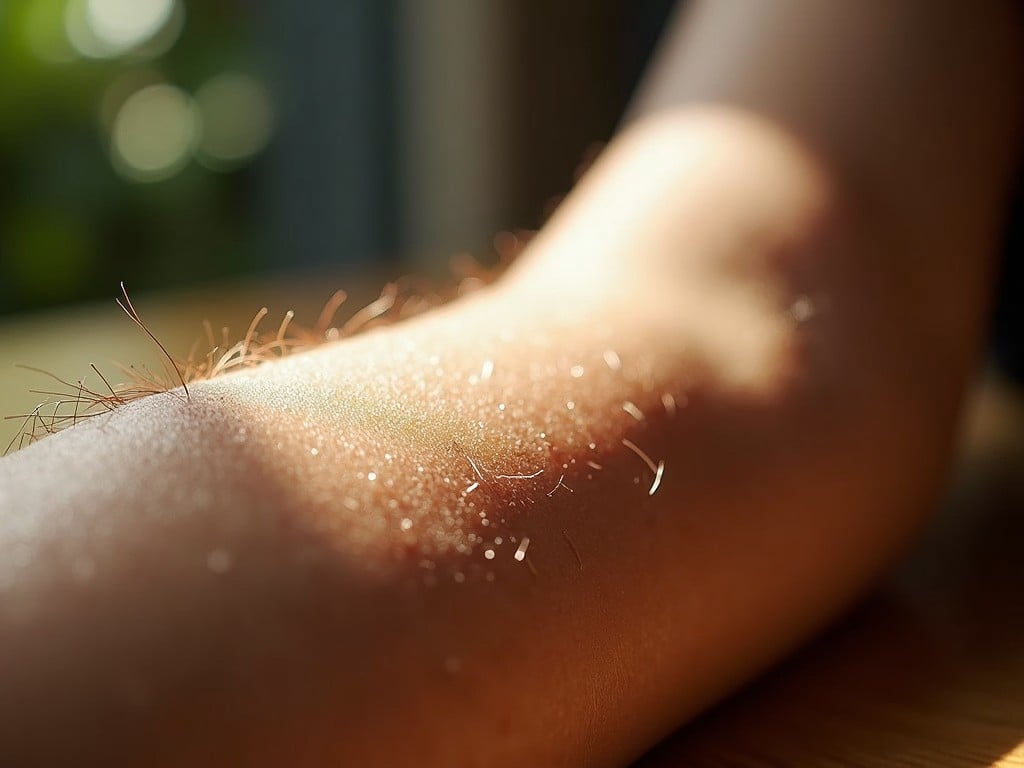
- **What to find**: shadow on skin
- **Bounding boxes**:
[637,392,1024,767]
[0,389,469,765]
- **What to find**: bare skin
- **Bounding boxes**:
[0,1,1022,765]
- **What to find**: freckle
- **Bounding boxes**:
[484,548,495,560]
[570,365,585,378]
[400,518,413,531]
[603,349,621,371]
[367,472,377,481]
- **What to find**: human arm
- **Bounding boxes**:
[1,1,1022,765]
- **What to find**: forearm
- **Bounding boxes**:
[0,178,954,767]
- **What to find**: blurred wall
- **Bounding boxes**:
[396,0,676,268]
[263,0,399,271]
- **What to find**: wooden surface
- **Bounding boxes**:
[638,377,1024,767]
[2,287,1023,766]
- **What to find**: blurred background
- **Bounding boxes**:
[0,0,676,447]
[0,0,679,317]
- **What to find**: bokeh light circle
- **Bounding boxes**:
[110,84,199,182]
[65,0,181,59]
[87,0,174,51]
[194,73,275,169]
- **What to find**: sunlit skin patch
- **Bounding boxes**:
[2,284,690,588]
[33,248,794,594]
[183,278,728,586]
[3,231,798,612]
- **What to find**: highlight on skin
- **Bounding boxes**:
[147,281,693,578]
[2,211,707,587]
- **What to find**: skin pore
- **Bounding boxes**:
[1,1,1022,765]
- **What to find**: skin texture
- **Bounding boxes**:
[0,1,1022,765]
